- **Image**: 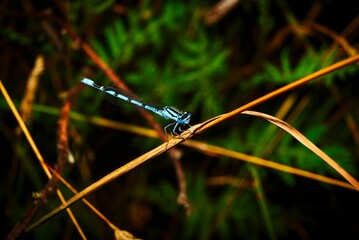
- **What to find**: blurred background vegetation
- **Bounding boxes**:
[1,0,359,239]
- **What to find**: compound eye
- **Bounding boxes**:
[179,112,191,124]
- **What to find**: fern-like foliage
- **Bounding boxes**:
[248,47,358,87]
[90,2,230,119]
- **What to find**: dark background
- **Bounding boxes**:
[1,0,359,239]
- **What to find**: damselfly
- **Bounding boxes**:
[81,78,191,136]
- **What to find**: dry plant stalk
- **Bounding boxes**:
[64,26,191,212]
[242,110,359,190]
[15,55,44,136]
[0,80,86,240]
[26,54,359,229]
[204,0,241,24]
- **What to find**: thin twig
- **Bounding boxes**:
[26,124,200,229]
[1,80,85,240]
[64,25,191,212]
[195,54,359,133]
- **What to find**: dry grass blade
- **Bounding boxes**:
[182,140,356,190]
[53,109,356,190]
[242,110,359,191]
[25,120,210,229]
[18,55,44,125]
[0,80,86,239]
[204,0,241,24]
[21,54,359,231]
[25,162,136,237]
[195,54,359,133]
[114,229,142,240]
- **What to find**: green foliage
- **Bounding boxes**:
[0,28,32,45]
[248,47,357,88]
[253,48,310,84]
[146,180,178,214]
[87,0,116,14]
[90,2,229,119]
